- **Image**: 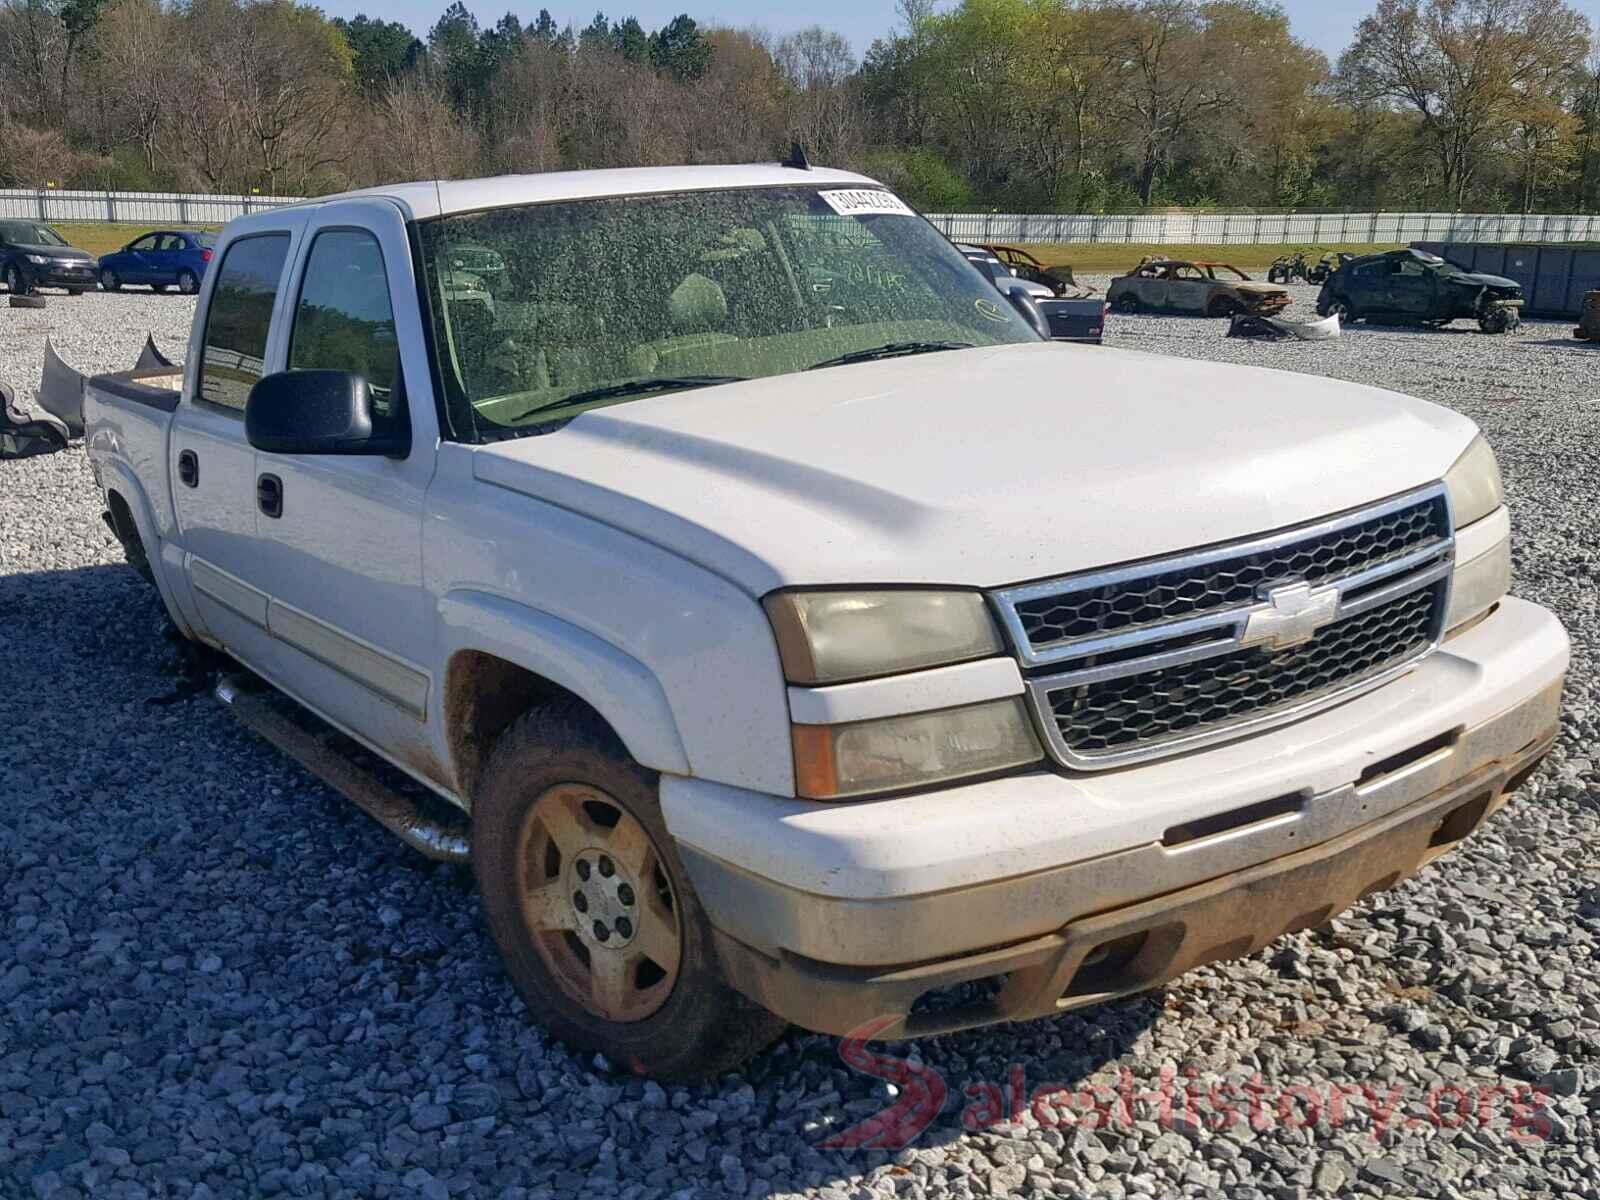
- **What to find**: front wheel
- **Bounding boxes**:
[1207,295,1243,318]
[176,269,200,295]
[3,263,29,295]
[1479,307,1519,335]
[472,704,786,1080]
[100,268,121,292]
[1113,293,1140,314]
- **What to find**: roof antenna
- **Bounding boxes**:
[782,142,810,171]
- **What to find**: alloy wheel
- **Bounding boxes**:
[515,782,682,1023]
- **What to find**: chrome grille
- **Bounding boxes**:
[992,487,1454,769]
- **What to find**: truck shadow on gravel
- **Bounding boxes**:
[0,562,1181,1194]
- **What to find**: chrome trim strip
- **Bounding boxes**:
[267,599,431,719]
[1337,557,1453,620]
[993,483,1452,669]
[1028,608,1444,771]
[188,556,269,628]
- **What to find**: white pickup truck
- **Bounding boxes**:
[84,164,1568,1080]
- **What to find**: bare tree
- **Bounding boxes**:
[1342,0,1590,210]
[775,26,862,163]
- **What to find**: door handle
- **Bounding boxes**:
[177,449,198,488]
[256,473,283,519]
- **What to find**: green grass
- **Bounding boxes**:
[47,221,223,256]
[47,222,1401,273]
[1014,241,1406,273]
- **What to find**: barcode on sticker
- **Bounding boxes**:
[818,189,916,218]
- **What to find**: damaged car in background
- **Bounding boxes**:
[1317,248,1525,334]
[1108,258,1290,317]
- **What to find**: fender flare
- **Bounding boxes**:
[437,589,691,778]
[97,456,199,640]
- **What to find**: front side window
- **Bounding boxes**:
[418,186,1037,439]
[288,229,401,418]
[197,234,290,411]
[130,234,159,252]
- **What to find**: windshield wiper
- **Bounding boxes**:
[805,340,973,371]
[510,375,744,423]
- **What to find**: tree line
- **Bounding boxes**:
[1,0,1597,213]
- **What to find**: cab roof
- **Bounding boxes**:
[246,164,881,226]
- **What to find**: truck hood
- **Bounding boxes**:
[474,342,1478,595]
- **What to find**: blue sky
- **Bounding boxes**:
[322,0,1600,59]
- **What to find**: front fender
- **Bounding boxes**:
[436,589,691,780]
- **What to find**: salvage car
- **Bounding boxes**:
[957,243,1104,343]
[1316,248,1524,333]
[97,230,216,294]
[0,219,97,295]
[84,165,1566,1079]
[1108,258,1290,317]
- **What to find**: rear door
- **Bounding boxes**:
[170,229,298,658]
[1165,266,1210,312]
[243,200,442,776]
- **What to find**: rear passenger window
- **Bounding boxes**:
[198,234,289,411]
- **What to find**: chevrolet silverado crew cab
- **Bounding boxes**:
[84,165,1568,1079]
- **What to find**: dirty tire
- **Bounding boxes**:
[177,269,200,296]
[8,294,45,309]
[473,703,787,1081]
[1113,293,1140,314]
[1479,308,1518,335]
[100,269,120,292]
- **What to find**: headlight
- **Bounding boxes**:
[764,589,1002,685]
[791,698,1043,799]
[1443,435,1503,528]
[25,253,47,264]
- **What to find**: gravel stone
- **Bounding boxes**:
[3,285,1597,1197]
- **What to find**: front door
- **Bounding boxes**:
[244,201,444,782]
[124,233,161,284]
[170,230,297,660]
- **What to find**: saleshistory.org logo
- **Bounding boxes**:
[819,1019,1561,1151]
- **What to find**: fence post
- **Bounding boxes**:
[36,189,46,220]
[179,195,189,225]
[106,191,116,223]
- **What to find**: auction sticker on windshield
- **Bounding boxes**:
[819,189,917,218]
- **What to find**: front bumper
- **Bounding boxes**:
[33,263,97,289]
[665,596,1567,1037]
[714,721,1554,1037]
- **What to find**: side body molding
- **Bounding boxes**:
[436,590,691,779]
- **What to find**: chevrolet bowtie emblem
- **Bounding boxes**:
[1240,581,1341,650]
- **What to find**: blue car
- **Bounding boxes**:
[97,230,216,295]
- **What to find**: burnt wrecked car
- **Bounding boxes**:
[1316,248,1524,334]
[1107,259,1290,317]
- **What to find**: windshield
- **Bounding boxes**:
[418,185,1037,438]
[0,220,66,246]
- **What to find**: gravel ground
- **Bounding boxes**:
[2,287,1598,1200]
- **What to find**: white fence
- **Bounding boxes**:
[0,188,303,224]
[926,210,1600,244]
[8,187,1600,244]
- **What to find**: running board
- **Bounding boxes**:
[215,675,471,863]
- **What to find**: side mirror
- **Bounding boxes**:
[245,369,409,457]
[1000,280,1051,340]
